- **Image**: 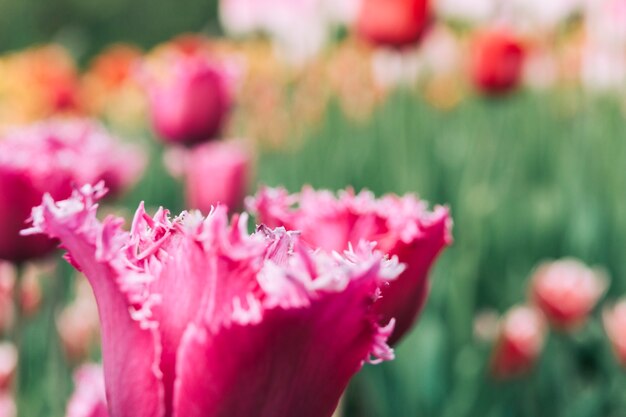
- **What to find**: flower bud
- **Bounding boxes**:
[491,306,546,379]
[143,53,232,145]
[356,0,431,48]
[530,259,607,330]
[470,28,525,95]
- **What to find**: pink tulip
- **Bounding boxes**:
[0,119,145,262]
[247,186,452,345]
[603,300,626,366]
[143,53,232,145]
[490,306,546,379]
[164,141,250,212]
[0,343,17,392]
[530,259,608,330]
[25,183,401,417]
[66,365,109,417]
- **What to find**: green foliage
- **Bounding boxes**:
[0,0,220,58]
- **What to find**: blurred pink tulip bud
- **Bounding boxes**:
[57,278,100,363]
[490,306,546,379]
[18,261,52,317]
[66,364,109,417]
[27,183,401,417]
[530,259,608,330]
[165,141,250,212]
[142,53,232,145]
[0,264,15,335]
[603,300,626,366]
[473,309,500,343]
[247,186,452,345]
[0,343,17,391]
[0,118,145,262]
[0,393,16,417]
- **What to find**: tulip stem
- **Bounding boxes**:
[11,263,24,408]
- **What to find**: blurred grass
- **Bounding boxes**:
[19,90,626,416]
[0,0,220,59]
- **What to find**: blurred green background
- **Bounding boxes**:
[5,2,626,417]
[0,0,219,57]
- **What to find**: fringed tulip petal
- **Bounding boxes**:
[173,241,396,417]
[247,186,452,344]
[24,184,164,417]
[26,185,401,417]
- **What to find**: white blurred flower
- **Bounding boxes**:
[434,0,496,24]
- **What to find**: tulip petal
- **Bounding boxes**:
[24,184,164,417]
[173,239,397,417]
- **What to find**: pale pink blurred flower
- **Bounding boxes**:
[530,259,608,330]
[473,309,500,343]
[18,261,52,317]
[434,0,496,24]
[66,364,109,417]
[584,0,626,47]
[371,47,422,89]
[580,44,626,92]
[164,141,250,212]
[219,0,358,63]
[0,394,16,417]
[247,186,452,345]
[141,53,233,145]
[490,306,546,379]
[0,118,146,262]
[503,0,582,32]
[0,343,17,392]
[57,278,100,363]
[26,183,400,417]
[0,264,15,334]
[523,45,559,90]
[603,300,626,366]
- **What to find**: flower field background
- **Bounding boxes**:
[2,1,626,417]
[12,92,626,416]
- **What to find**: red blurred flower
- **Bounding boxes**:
[0,119,145,262]
[247,186,452,345]
[490,306,546,379]
[165,141,250,212]
[603,300,626,366]
[26,183,400,417]
[66,364,109,417]
[470,28,526,95]
[530,259,607,330]
[142,53,232,145]
[356,0,431,48]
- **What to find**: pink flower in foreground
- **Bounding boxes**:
[164,141,250,212]
[66,364,109,417]
[0,119,145,262]
[26,183,401,417]
[247,186,452,345]
[530,259,608,330]
[603,300,626,366]
[142,53,232,145]
[490,306,546,379]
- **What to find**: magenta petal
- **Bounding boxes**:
[25,184,164,417]
[173,240,398,417]
[247,187,453,345]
